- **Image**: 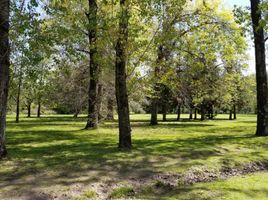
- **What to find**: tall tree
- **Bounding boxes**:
[0,0,10,158]
[250,0,268,136]
[115,0,132,149]
[85,0,99,129]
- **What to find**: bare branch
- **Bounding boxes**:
[19,0,26,13]
[75,48,90,55]
[265,37,268,43]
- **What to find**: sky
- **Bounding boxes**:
[224,0,256,74]
[225,0,250,7]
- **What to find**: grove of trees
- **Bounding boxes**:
[0,0,268,157]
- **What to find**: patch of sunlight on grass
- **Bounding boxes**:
[136,172,268,200]
[0,114,266,199]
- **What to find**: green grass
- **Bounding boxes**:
[83,190,96,199]
[0,114,267,199]
[110,186,134,199]
[137,172,268,200]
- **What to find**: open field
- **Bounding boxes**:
[1,114,268,199]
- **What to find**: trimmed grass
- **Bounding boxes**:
[110,186,134,199]
[137,172,268,200]
[0,114,267,199]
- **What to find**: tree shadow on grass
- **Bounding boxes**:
[0,116,265,199]
[137,185,268,200]
[101,122,215,129]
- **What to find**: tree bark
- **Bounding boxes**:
[85,0,99,129]
[233,104,237,120]
[200,105,205,121]
[177,105,181,121]
[106,96,114,120]
[209,105,213,120]
[162,104,167,121]
[0,0,9,158]
[97,83,103,120]
[229,110,232,120]
[150,100,158,125]
[37,100,41,118]
[150,46,163,126]
[15,72,22,123]
[27,102,31,118]
[250,0,268,136]
[115,0,131,149]
[189,108,193,120]
[194,108,197,120]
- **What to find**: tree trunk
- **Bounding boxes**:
[150,46,163,126]
[150,100,158,125]
[233,104,237,120]
[229,110,232,120]
[177,105,181,121]
[37,100,41,118]
[209,105,213,120]
[0,0,9,158]
[115,0,131,149]
[250,0,268,136]
[200,105,205,121]
[194,108,197,120]
[97,84,103,121]
[73,109,80,118]
[85,0,99,129]
[106,96,114,120]
[15,73,22,123]
[162,104,167,121]
[189,108,193,120]
[27,102,31,118]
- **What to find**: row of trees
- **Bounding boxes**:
[0,0,267,157]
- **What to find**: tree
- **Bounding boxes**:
[85,0,99,129]
[0,0,10,158]
[250,0,268,136]
[115,0,132,150]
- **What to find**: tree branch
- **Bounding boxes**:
[265,37,268,43]
[75,48,90,55]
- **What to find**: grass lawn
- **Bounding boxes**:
[137,172,268,200]
[0,114,268,199]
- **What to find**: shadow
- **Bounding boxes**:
[0,115,266,199]
[101,123,216,128]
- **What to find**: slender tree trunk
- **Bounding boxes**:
[189,108,193,120]
[150,100,158,125]
[115,0,131,149]
[150,46,163,126]
[0,0,9,158]
[73,109,80,118]
[85,0,99,129]
[229,110,233,120]
[250,0,268,136]
[162,104,167,121]
[106,96,114,120]
[27,102,31,118]
[15,73,22,123]
[194,108,197,120]
[233,104,237,120]
[200,105,205,121]
[177,105,181,121]
[97,84,103,120]
[209,105,213,120]
[37,99,41,118]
